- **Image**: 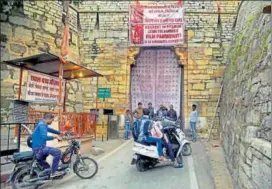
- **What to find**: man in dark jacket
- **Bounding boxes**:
[148,102,155,119]
[167,105,177,121]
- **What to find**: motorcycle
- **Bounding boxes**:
[8,131,98,189]
[131,117,191,172]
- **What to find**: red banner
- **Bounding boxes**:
[129,4,185,46]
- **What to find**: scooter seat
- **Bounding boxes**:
[13,151,33,161]
[135,141,156,146]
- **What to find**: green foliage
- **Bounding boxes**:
[0,0,83,13]
[227,12,262,78]
[0,0,23,13]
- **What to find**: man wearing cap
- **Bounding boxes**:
[157,104,167,117]
[32,113,64,178]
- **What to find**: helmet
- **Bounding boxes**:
[143,108,150,116]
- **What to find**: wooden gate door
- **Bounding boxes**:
[131,48,181,116]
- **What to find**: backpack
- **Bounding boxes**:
[131,120,140,141]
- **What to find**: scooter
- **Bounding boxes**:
[131,118,190,172]
[158,116,192,156]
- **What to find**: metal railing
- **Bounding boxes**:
[0,123,35,165]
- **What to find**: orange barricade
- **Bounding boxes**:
[28,110,96,137]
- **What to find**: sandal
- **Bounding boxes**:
[158,156,168,161]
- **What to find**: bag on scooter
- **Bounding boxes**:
[150,123,163,138]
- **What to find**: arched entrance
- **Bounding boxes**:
[130,48,183,118]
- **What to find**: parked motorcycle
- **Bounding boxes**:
[131,117,190,172]
[8,131,98,189]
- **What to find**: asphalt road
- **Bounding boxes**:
[37,140,215,189]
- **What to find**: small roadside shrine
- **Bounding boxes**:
[4,52,103,139]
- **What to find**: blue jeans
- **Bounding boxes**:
[34,146,61,173]
[124,121,130,139]
[190,122,197,141]
[162,139,175,162]
[142,136,163,156]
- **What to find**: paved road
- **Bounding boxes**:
[38,140,215,189]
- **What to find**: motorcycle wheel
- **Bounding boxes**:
[182,143,192,156]
[135,159,147,172]
[74,157,98,179]
[176,153,183,164]
[11,167,40,189]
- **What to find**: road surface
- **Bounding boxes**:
[38,140,215,189]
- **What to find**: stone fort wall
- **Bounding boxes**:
[1,1,240,131]
[220,1,271,188]
[1,1,83,122]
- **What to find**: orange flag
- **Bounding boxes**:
[60,25,69,64]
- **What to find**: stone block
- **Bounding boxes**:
[205,31,216,37]
[1,23,13,37]
[252,157,271,189]
[42,22,57,35]
[246,110,261,125]
[240,157,252,178]
[238,168,255,189]
[195,75,210,80]
[240,143,246,158]
[14,27,33,41]
[242,126,258,144]
[198,60,209,65]
[204,48,213,55]
[9,16,39,29]
[204,37,214,43]
[246,147,253,160]
[209,88,221,95]
[210,43,220,48]
[206,82,221,89]
[251,138,271,159]
[9,43,28,55]
[189,91,201,96]
[192,83,205,90]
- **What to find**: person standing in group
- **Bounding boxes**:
[124,110,133,140]
[157,104,166,117]
[167,105,177,121]
[190,104,198,142]
[133,102,144,119]
[148,102,155,119]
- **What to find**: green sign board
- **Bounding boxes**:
[98,88,111,99]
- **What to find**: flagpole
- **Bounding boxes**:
[59,0,70,129]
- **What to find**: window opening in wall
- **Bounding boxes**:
[103,109,113,115]
[263,5,271,14]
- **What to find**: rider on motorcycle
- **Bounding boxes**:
[137,109,167,161]
[31,113,63,178]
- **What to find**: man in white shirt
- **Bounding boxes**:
[190,104,198,142]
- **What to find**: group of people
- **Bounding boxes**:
[124,102,178,140]
[132,102,178,120]
[124,102,199,168]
